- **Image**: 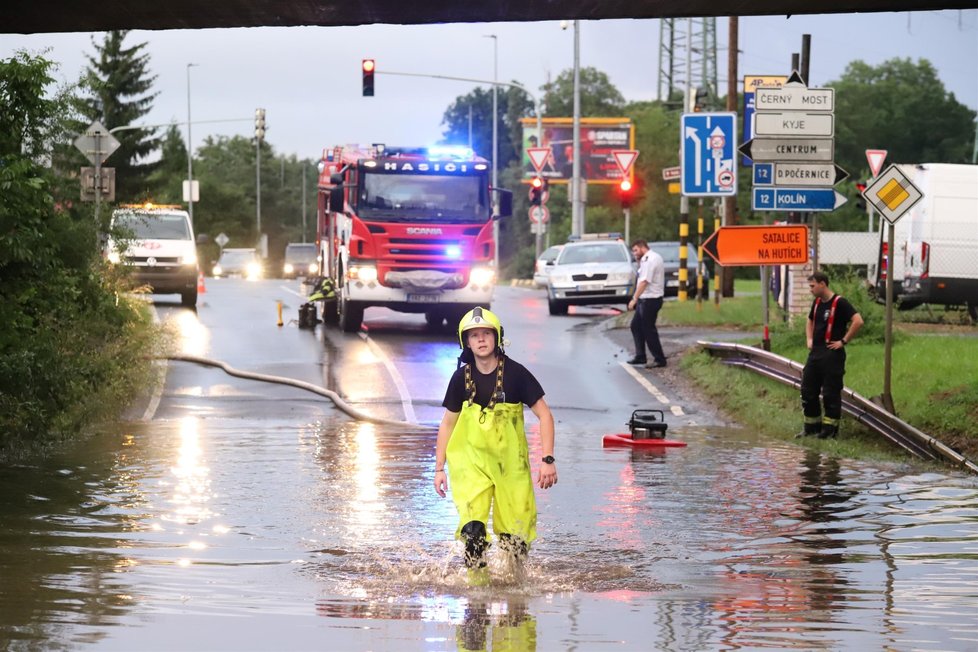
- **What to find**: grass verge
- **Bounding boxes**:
[658,276,977,468]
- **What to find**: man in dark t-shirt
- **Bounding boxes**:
[799,272,864,439]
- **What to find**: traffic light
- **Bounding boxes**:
[855,181,867,212]
[362,59,375,97]
[254,108,266,143]
[529,176,544,206]
[619,178,634,208]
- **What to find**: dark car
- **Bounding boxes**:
[212,248,263,279]
[282,243,319,279]
[647,241,710,298]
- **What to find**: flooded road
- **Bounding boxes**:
[1,282,975,651]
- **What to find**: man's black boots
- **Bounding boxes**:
[795,420,822,438]
[460,521,489,568]
[818,423,840,439]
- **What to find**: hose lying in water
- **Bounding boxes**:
[166,353,437,431]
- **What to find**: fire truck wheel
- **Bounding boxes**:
[339,299,364,333]
[424,311,445,329]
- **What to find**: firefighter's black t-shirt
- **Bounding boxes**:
[442,356,545,411]
[808,294,857,347]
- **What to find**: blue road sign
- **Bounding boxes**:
[752,187,847,212]
[681,112,737,197]
[753,163,774,186]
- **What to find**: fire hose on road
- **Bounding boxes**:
[166,353,437,431]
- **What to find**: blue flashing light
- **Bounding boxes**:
[445,245,463,259]
[428,145,474,160]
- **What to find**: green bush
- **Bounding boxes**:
[1,52,158,458]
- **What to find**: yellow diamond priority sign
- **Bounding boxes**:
[862,164,923,224]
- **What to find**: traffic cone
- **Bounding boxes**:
[197,271,206,294]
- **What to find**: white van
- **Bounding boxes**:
[106,204,199,307]
[899,164,978,318]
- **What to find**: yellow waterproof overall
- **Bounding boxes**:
[446,364,537,546]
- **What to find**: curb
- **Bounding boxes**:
[508,279,536,288]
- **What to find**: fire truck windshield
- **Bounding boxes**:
[358,172,490,222]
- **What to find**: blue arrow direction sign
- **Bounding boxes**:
[752,187,848,212]
[681,112,737,197]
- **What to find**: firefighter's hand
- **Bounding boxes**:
[537,462,557,490]
[433,470,447,497]
[806,338,813,350]
[828,340,844,350]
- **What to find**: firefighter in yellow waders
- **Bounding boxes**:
[433,307,557,568]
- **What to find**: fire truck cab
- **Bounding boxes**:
[316,145,511,332]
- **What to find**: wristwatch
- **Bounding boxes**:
[542,455,555,464]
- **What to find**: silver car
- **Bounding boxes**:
[546,238,636,315]
[533,245,563,288]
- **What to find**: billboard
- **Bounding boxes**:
[520,118,634,185]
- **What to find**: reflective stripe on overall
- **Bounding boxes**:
[446,362,537,546]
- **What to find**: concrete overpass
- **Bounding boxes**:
[8,0,978,35]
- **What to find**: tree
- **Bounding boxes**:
[440,84,534,168]
[70,30,161,201]
[831,58,976,176]
[541,67,626,117]
[146,124,187,204]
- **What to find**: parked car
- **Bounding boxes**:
[647,241,710,298]
[533,244,563,287]
[282,242,319,279]
[546,236,636,315]
[212,248,263,279]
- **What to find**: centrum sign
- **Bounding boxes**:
[702,225,809,266]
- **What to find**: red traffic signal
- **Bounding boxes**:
[529,177,545,206]
[362,59,375,96]
[619,178,634,208]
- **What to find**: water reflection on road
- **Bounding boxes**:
[1,415,976,650]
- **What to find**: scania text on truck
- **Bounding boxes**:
[315,145,512,332]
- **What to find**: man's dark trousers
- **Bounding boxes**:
[801,347,846,425]
[630,297,666,365]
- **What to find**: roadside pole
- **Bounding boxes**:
[861,164,923,414]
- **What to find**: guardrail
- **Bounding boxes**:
[699,341,978,475]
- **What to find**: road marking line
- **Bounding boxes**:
[619,362,685,416]
[280,285,306,298]
[359,332,418,424]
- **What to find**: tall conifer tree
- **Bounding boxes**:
[71,30,160,201]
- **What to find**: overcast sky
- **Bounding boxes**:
[2,10,976,161]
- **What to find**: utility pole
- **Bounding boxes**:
[678,17,693,301]
[571,20,583,236]
[255,108,266,242]
[721,17,738,299]
[186,63,198,224]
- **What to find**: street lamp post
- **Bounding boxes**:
[186,63,198,223]
[570,21,583,236]
[484,34,499,272]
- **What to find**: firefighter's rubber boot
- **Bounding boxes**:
[498,533,528,566]
[461,521,489,569]
[818,423,840,439]
[795,420,822,439]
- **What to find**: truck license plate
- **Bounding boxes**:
[407,294,440,303]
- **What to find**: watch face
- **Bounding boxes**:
[542,456,555,464]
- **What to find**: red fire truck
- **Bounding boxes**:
[315,144,512,332]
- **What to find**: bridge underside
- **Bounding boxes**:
[8,0,977,35]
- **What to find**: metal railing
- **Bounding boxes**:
[699,341,978,475]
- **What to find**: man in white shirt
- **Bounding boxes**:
[626,240,667,368]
